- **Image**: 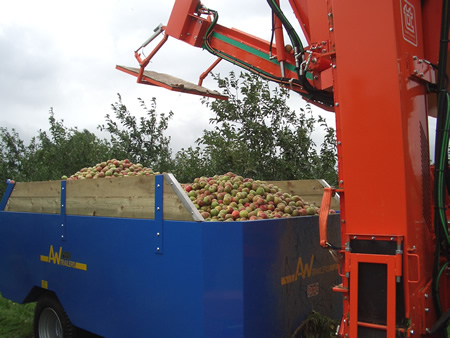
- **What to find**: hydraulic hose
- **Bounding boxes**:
[265,0,334,107]
[432,0,450,334]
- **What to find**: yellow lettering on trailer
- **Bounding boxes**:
[281,254,339,286]
[281,255,314,285]
[40,245,87,271]
[48,245,62,265]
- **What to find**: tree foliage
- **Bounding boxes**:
[98,94,174,172]
[0,76,337,196]
[174,72,337,185]
[0,109,113,195]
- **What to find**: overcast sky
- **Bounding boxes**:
[0,0,341,155]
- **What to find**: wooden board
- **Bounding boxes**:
[266,179,340,210]
[5,181,61,214]
[3,177,339,219]
[116,65,228,100]
[163,179,197,221]
[66,176,156,219]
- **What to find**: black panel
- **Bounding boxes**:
[351,239,397,255]
[358,263,387,324]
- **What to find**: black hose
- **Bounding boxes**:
[266,0,334,107]
[432,0,450,335]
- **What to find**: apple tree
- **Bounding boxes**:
[30,111,115,180]
[99,94,174,172]
[178,71,337,185]
[0,110,115,196]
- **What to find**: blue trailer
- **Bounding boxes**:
[0,174,341,337]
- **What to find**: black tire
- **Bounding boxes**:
[33,294,74,338]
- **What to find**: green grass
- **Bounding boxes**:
[0,295,34,338]
[0,294,447,337]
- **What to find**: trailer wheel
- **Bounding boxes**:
[34,295,74,338]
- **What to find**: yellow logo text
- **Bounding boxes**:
[40,245,87,271]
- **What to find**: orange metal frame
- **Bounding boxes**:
[121,0,449,336]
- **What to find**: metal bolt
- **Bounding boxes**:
[62,187,65,190]
[337,141,342,145]
[328,12,332,17]
[157,207,160,211]
[419,72,424,77]
[426,328,431,334]
[157,184,161,188]
[332,64,336,68]
[413,56,418,60]
[321,41,326,45]
[156,247,160,251]
[390,237,394,241]
[61,204,64,208]
[353,236,357,239]
[425,308,429,312]
[61,235,64,239]
[314,76,319,80]
[341,219,346,223]
[418,59,422,64]
[335,102,339,107]
[61,224,64,227]
[339,180,344,184]
[410,330,414,335]
[329,27,334,32]
[371,236,376,240]
[424,293,429,298]
[156,232,160,237]
[414,69,419,74]
[311,57,317,63]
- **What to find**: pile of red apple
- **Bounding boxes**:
[62,159,158,180]
[183,172,333,221]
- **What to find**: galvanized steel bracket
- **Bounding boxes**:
[164,173,204,222]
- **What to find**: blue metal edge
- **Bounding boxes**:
[60,180,67,241]
[0,180,16,211]
[155,174,164,254]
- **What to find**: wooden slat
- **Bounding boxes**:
[163,179,197,221]
[5,181,61,214]
[266,179,340,210]
[3,177,339,217]
[66,176,156,219]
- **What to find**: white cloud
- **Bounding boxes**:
[0,0,330,155]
